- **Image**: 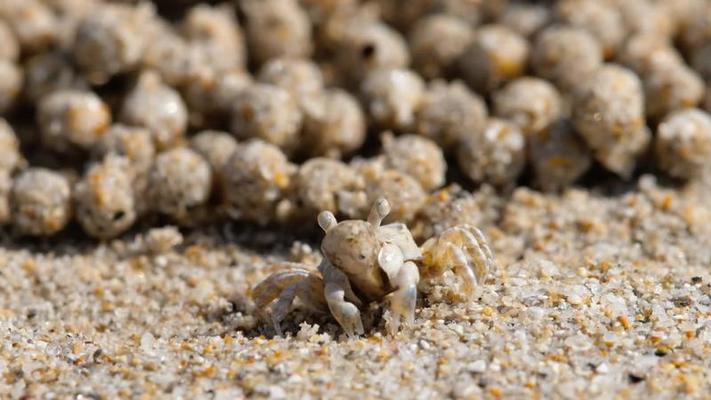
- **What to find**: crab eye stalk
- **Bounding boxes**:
[318,211,337,232]
[368,197,391,227]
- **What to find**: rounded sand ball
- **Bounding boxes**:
[662,0,706,38]
[0,21,19,62]
[75,156,136,239]
[37,89,111,153]
[42,0,95,49]
[415,80,488,149]
[554,0,626,58]
[24,51,88,103]
[336,20,410,84]
[314,1,380,51]
[440,0,490,25]
[458,24,529,93]
[493,77,562,135]
[381,133,446,191]
[377,0,485,31]
[143,225,183,254]
[230,83,303,154]
[0,60,22,114]
[617,33,684,76]
[179,67,221,122]
[691,44,711,82]
[11,168,72,236]
[615,0,675,37]
[457,118,526,186]
[301,89,366,158]
[370,0,428,31]
[361,68,425,132]
[41,0,97,19]
[258,57,324,99]
[572,65,650,177]
[296,158,364,213]
[92,124,154,216]
[676,0,711,51]
[364,169,426,223]
[412,184,491,241]
[408,14,473,80]
[0,118,22,172]
[141,24,201,87]
[190,130,239,174]
[531,25,603,92]
[240,0,312,65]
[0,170,11,225]
[644,62,705,120]
[478,0,510,20]
[181,67,252,120]
[93,124,156,176]
[181,3,246,73]
[120,71,188,150]
[210,69,253,112]
[221,140,296,224]
[500,3,551,38]
[0,0,57,54]
[656,108,711,179]
[148,148,212,220]
[528,119,592,191]
[72,3,151,84]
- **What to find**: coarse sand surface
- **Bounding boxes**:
[1,176,710,399]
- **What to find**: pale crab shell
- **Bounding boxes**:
[320,216,421,301]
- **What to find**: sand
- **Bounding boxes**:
[1,175,710,399]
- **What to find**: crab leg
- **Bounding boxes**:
[462,225,496,282]
[420,225,496,297]
[444,242,478,295]
[319,259,364,337]
[252,263,327,334]
[384,260,419,334]
[271,278,328,335]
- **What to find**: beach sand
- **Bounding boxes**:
[2,175,709,399]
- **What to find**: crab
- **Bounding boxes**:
[252,198,496,336]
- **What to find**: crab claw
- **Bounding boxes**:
[420,225,496,297]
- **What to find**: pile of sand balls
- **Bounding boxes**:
[1,0,711,239]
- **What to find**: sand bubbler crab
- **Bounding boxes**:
[253,198,497,336]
